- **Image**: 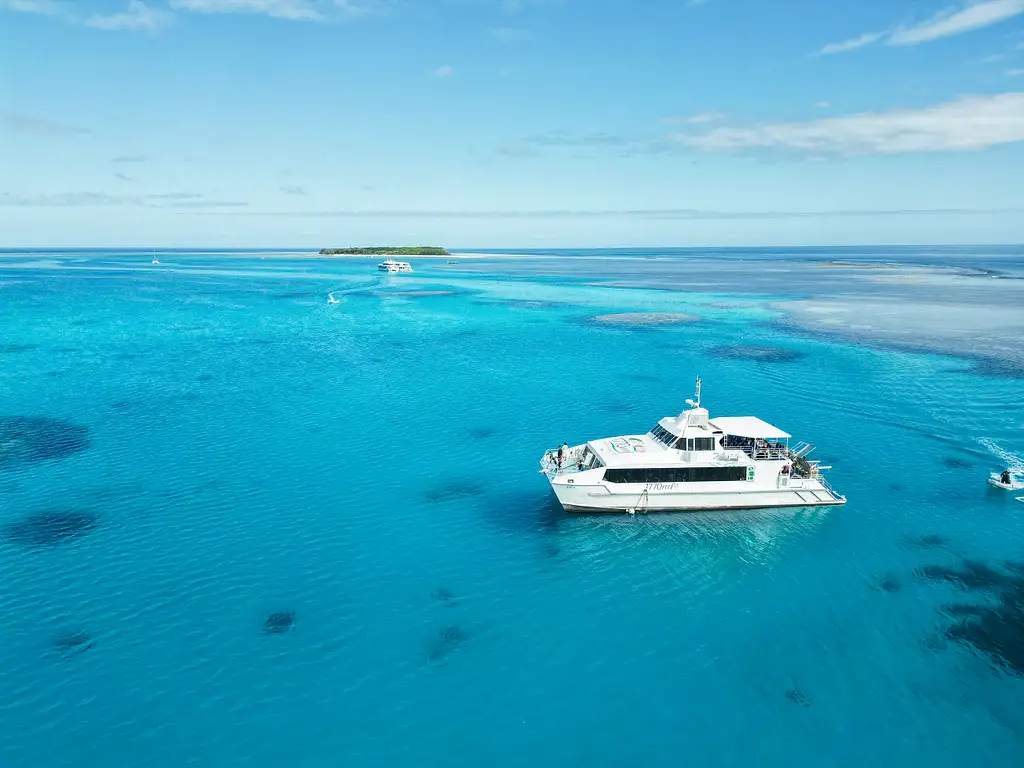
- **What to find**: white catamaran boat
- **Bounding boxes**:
[378,258,413,274]
[540,377,846,513]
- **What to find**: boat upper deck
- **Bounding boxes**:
[586,411,791,469]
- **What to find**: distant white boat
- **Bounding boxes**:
[378,258,413,274]
[989,471,1024,490]
[151,249,161,265]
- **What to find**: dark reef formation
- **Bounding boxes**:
[899,533,951,551]
[426,625,467,663]
[942,457,975,470]
[1,344,38,353]
[917,557,1024,675]
[263,611,297,635]
[53,631,95,657]
[711,345,806,363]
[873,573,902,593]
[424,482,485,503]
[6,510,100,548]
[431,587,457,606]
[0,417,90,470]
[785,688,813,707]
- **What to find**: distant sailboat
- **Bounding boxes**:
[151,249,160,265]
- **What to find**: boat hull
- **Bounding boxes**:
[549,481,846,514]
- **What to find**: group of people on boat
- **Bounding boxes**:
[550,442,589,473]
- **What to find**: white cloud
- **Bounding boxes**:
[86,1,171,30]
[819,31,885,55]
[660,112,724,125]
[433,64,455,77]
[890,0,1024,45]
[819,0,1024,55]
[1008,68,1024,75]
[168,0,386,20]
[3,0,387,23]
[671,92,1024,155]
[0,0,62,14]
[169,0,326,20]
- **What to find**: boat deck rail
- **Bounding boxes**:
[542,445,588,475]
[724,439,789,460]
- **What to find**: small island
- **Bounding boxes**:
[319,246,450,256]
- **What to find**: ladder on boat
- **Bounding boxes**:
[629,486,650,515]
[791,442,816,459]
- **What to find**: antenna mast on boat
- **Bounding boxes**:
[686,376,702,409]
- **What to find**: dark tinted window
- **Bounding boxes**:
[695,437,715,451]
[604,466,747,483]
[650,425,679,447]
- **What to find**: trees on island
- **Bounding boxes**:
[318,247,450,256]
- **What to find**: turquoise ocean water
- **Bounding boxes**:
[1,248,1023,766]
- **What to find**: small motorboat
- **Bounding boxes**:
[988,471,1024,490]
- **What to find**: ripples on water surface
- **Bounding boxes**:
[1,247,1023,767]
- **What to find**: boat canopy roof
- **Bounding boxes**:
[710,416,790,439]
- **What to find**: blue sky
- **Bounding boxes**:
[2,0,1024,247]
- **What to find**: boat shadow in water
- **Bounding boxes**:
[479,492,565,559]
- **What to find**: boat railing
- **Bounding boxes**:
[810,470,843,500]
[542,445,589,475]
[726,441,789,460]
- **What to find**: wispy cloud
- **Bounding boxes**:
[819,0,1024,55]
[659,112,724,125]
[86,0,170,30]
[1008,67,1024,75]
[112,153,151,163]
[2,0,174,30]
[169,0,323,20]
[489,26,532,41]
[496,130,675,158]
[686,0,709,7]
[819,31,885,55]
[433,64,455,77]
[280,185,307,195]
[115,172,135,181]
[0,191,249,207]
[0,0,63,14]
[168,0,385,21]
[209,205,1024,220]
[671,92,1024,155]
[0,113,89,136]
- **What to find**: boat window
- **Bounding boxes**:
[695,437,715,451]
[603,466,748,483]
[649,425,678,447]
